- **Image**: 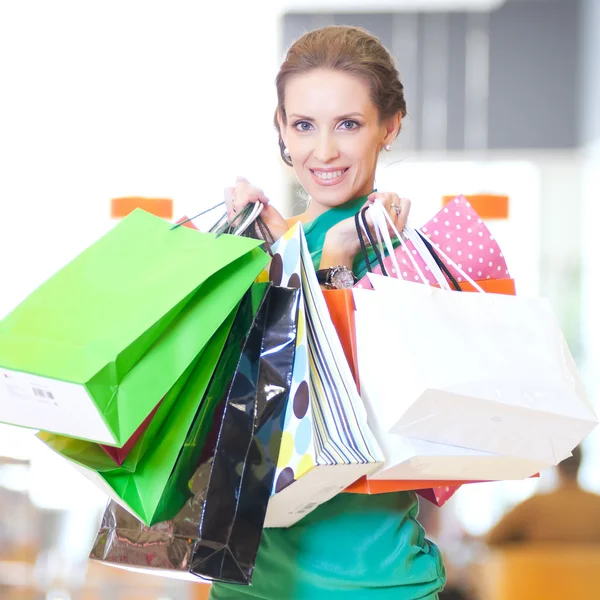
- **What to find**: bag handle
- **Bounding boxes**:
[171,201,274,254]
[410,222,486,293]
[395,222,453,290]
[357,203,451,287]
[367,202,432,286]
[355,211,374,273]
[170,201,226,231]
[368,202,486,293]
[360,207,389,276]
[170,200,258,236]
[417,231,462,292]
[241,213,276,256]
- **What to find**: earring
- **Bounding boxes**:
[384,144,392,152]
[284,147,291,158]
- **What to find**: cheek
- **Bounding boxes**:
[345,145,381,168]
[288,138,312,162]
[341,132,382,164]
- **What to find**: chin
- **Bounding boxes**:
[303,178,361,208]
[309,191,349,208]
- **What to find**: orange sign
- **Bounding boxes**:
[442,194,509,220]
[111,197,173,219]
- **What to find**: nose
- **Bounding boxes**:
[313,131,340,163]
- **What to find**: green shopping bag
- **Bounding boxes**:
[34,283,269,474]
[67,283,269,525]
[0,209,269,445]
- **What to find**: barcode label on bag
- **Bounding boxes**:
[0,368,116,444]
[32,387,55,400]
[297,502,319,514]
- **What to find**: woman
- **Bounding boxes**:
[211,25,445,600]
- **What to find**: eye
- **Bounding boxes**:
[293,120,313,132]
[339,120,360,131]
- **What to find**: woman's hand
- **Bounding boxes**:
[367,192,411,235]
[224,176,289,240]
[320,192,411,269]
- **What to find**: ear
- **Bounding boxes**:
[382,112,402,147]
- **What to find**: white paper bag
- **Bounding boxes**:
[353,276,597,465]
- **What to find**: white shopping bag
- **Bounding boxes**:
[352,202,597,465]
[350,202,560,479]
[354,275,596,464]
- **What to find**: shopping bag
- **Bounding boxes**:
[352,201,596,465]
[324,288,545,506]
[90,284,300,584]
[0,209,269,445]
[263,225,383,528]
[354,273,597,464]
[356,194,511,290]
[44,299,244,525]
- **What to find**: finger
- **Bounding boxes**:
[379,196,404,238]
[383,192,399,210]
[224,186,236,217]
[386,205,401,238]
[236,175,250,184]
[368,192,387,205]
[396,197,411,232]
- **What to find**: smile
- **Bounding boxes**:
[309,168,350,186]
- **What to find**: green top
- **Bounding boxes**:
[302,193,388,279]
[210,195,445,600]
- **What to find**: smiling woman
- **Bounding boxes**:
[214,25,445,600]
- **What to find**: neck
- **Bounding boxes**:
[301,183,376,222]
[303,200,333,222]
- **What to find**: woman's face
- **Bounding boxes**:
[279,68,399,213]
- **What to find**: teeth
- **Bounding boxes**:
[314,170,344,180]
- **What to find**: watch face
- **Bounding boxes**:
[331,268,355,289]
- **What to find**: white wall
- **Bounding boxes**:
[0,0,285,318]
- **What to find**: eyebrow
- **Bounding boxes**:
[288,112,365,121]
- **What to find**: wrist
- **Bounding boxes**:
[319,234,355,269]
[321,229,359,268]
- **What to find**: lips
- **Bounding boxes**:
[309,167,350,186]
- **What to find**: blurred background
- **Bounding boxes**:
[0,0,599,598]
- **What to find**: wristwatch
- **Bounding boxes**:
[316,266,358,289]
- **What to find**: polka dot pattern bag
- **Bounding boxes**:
[262,224,384,528]
[355,194,510,290]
